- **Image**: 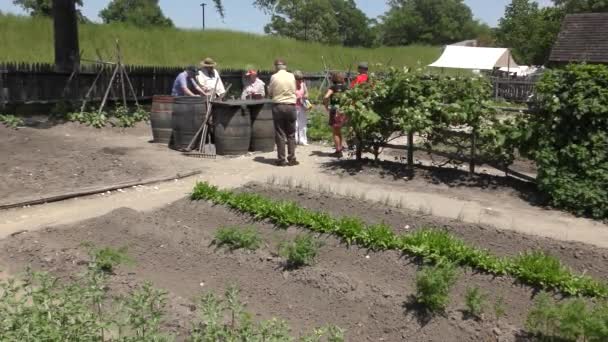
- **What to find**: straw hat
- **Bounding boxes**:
[200,57,217,68]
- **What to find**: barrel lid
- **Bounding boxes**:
[212,99,273,106]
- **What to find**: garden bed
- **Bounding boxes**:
[2,183,607,340]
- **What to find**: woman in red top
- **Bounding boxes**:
[350,62,369,88]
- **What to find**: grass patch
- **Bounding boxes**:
[0,14,440,71]
[214,226,262,251]
[191,181,608,298]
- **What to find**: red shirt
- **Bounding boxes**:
[350,73,368,88]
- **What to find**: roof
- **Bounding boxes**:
[549,13,608,63]
[428,46,519,70]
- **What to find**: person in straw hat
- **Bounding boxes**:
[196,57,226,98]
[241,69,266,100]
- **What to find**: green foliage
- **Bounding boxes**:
[12,0,85,19]
[495,0,563,65]
[464,286,487,318]
[67,105,149,128]
[0,114,25,129]
[191,285,344,341]
[0,14,441,71]
[524,64,608,219]
[100,0,173,27]
[415,262,458,313]
[526,292,608,342]
[214,226,263,251]
[191,181,608,298]
[254,0,374,47]
[89,245,133,273]
[307,108,332,142]
[379,0,487,46]
[494,296,506,320]
[280,234,323,268]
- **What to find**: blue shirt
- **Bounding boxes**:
[171,71,197,96]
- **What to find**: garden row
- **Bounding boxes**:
[340,64,608,219]
[191,182,608,298]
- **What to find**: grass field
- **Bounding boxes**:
[0,14,441,71]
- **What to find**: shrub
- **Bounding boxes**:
[0,114,25,129]
[526,64,608,219]
[90,246,133,273]
[464,286,487,319]
[525,292,608,342]
[280,234,323,268]
[415,262,459,313]
[214,226,262,251]
[307,108,333,142]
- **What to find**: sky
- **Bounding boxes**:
[0,0,555,33]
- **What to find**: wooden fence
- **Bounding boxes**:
[0,62,328,109]
[491,77,536,103]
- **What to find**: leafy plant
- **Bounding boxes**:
[415,262,459,313]
[66,105,149,128]
[464,286,487,319]
[89,246,133,273]
[191,181,608,298]
[0,114,25,129]
[280,234,323,268]
[525,292,608,342]
[307,108,333,143]
[190,285,344,341]
[214,226,262,251]
[494,295,506,321]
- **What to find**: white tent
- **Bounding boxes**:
[429,46,518,71]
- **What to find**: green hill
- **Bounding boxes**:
[0,14,440,71]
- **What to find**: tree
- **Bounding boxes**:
[100,0,173,28]
[254,0,373,47]
[13,0,86,20]
[552,0,608,12]
[378,0,483,46]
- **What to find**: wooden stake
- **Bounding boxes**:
[98,64,119,116]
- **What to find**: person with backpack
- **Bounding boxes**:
[323,72,348,158]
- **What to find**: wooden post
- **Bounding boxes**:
[407,131,414,171]
[470,127,477,175]
[52,0,80,73]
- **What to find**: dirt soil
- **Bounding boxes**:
[2,184,608,341]
[0,122,205,206]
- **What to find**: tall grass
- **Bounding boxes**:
[0,14,441,71]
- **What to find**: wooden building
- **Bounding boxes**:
[549,13,608,65]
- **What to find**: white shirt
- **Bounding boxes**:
[241,78,266,99]
[196,69,226,97]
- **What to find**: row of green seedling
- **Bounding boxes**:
[191,182,608,298]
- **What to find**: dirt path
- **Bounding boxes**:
[1,122,607,249]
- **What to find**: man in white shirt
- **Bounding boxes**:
[196,57,226,98]
[241,69,266,100]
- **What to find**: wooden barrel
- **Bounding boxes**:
[249,102,275,152]
[171,97,206,151]
[212,104,251,156]
[150,95,174,144]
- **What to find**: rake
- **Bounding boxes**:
[182,79,220,159]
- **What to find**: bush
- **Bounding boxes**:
[526,64,608,219]
[415,262,459,313]
[280,234,323,268]
[0,114,25,129]
[214,226,262,251]
[89,246,133,273]
[526,292,608,341]
[308,108,333,142]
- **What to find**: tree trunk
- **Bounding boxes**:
[53,0,80,73]
[470,126,477,175]
[407,131,414,171]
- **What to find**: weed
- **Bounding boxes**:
[494,296,506,321]
[0,114,25,129]
[415,262,459,314]
[214,226,262,251]
[280,234,323,268]
[464,286,487,319]
[89,246,133,273]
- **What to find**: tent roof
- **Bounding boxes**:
[429,46,519,70]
